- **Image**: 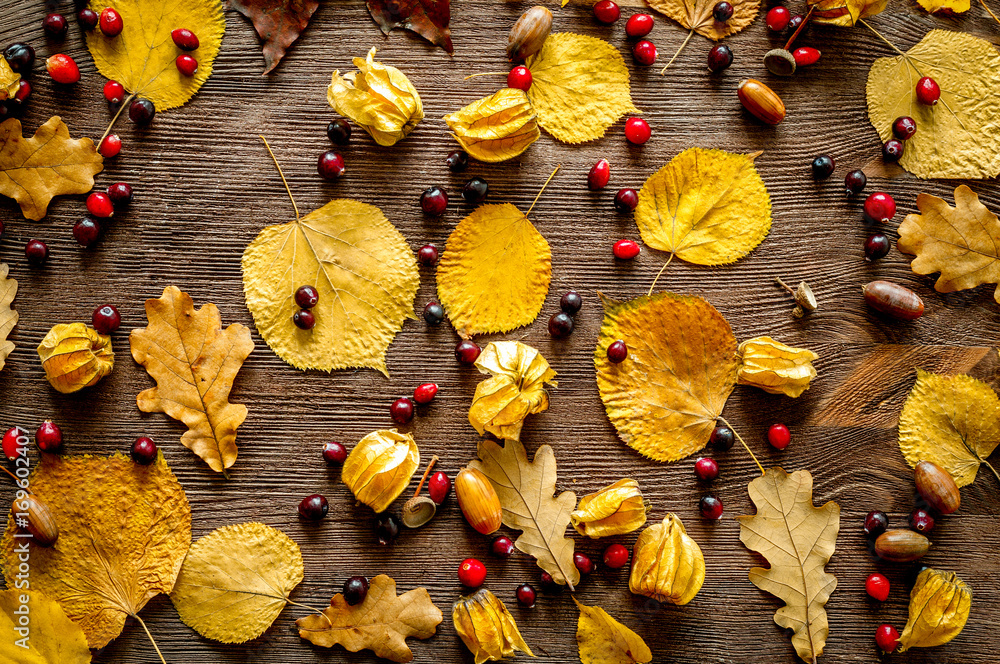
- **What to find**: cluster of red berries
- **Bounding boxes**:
[22,181,131,264]
[291,284,319,330]
[389,383,439,424]
[3,418,154,464]
[698,423,791,519]
[548,290,582,339]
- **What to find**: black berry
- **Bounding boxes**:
[811,155,835,179]
[327,119,351,145]
[343,576,369,605]
[462,177,489,204]
[423,301,445,325]
[548,312,574,338]
[560,291,583,315]
[128,98,155,125]
[445,150,469,172]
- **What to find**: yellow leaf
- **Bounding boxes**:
[570,478,648,538]
[866,29,1000,179]
[737,336,818,398]
[917,0,970,11]
[899,569,972,652]
[0,58,19,100]
[0,453,191,649]
[0,590,91,663]
[469,341,556,441]
[328,48,423,147]
[471,439,580,589]
[37,323,114,394]
[898,186,1000,303]
[0,116,103,221]
[437,203,551,337]
[243,198,419,374]
[341,429,420,513]
[898,370,1000,487]
[297,574,442,662]
[574,598,652,664]
[595,292,738,462]
[738,468,840,664]
[170,522,303,644]
[808,0,886,25]
[0,263,17,372]
[647,0,758,39]
[130,286,254,473]
[634,148,771,266]
[444,88,539,163]
[629,514,705,606]
[86,0,224,111]
[453,588,533,664]
[526,33,639,143]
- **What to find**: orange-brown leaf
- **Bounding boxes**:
[229,0,320,74]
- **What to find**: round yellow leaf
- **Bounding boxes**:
[0,590,91,663]
[916,0,969,12]
[647,0,758,39]
[444,88,540,163]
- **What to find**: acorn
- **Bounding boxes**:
[763,49,796,76]
[875,529,930,562]
[455,467,502,535]
[402,455,439,529]
[507,6,552,63]
[737,79,786,125]
[914,461,961,515]
[14,495,58,547]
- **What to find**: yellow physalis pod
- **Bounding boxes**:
[899,569,972,652]
[629,514,705,606]
[570,478,648,538]
[327,48,423,147]
[341,429,419,513]
[443,88,540,163]
[453,588,534,664]
[37,323,114,393]
[468,341,556,442]
[737,336,818,398]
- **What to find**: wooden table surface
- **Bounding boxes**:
[2,1,1000,662]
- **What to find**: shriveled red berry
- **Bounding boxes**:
[607,340,628,363]
[107,182,133,206]
[99,134,122,158]
[863,192,896,224]
[624,117,650,144]
[573,552,595,574]
[171,28,200,51]
[767,423,791,450]
[516,583,537,607]
[613,239,640,259]
[492,535,515,558]
[588,159,610,190]
[614,188,638,213]
[593,0,621,24]
[875,624,899,653]
[293,309,315,330]
[765,6,790,30]
[2,427,27,461]
[915,76,940,106]
[295,285,319,309]
[602,543,629,569]
[417,244,438,266]
[131,437,157,464]
[74,218,101,247]
[866,573,891,601]
[99,8,124,37]
[539,571,563,594]
[625,13,654,38]
[632,40,657,66]
[699,494,724,519]
[694,457,719,481]
[298,494,329,520]
[318,151,345,179]
[455,339,481,364]
[792,47,820,66]
[413,383,438,405]
[175,54,198,77]
[390,397,414,424]
[25,239,49,266]
[92,304,121,334]
[420,187,448,215]
[428,471,451,504]
[46,54,80,84]
[458,558,487,587]
[87,192,114,218]
[43,13,68,38]
[78,8,99,30]
[909,508,935,533]
[507,65,532,91]
[892,116,917,140]
[323,440,347,464]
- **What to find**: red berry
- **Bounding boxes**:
[323,440,347,464]
[892,116,917,140]
[863,192,896,224]
[593,0,621,24]
[35,421,62,452]
[318,151,345,179]
[417,244,438,266]
[13,80,30,103]
[103,80,125,104]
[699,494,724,519]
[295,285,319,309]
[99,134,122,158]
[298,494,329,520]
[78,8,99,30]
[614,188,638,213]
[74,218,101,247]
[107,182,133,206]
[613,239,641,260]
[25,239,49,266]
[130,436,157,464]
[792,47,820,66]
[767,423,791,450]
[516,583,537,607]
[99,8,124,37]
[175,54,198,77]
[507,65,532,91]
[607,340,628,363]
[765,6,790,30]
[2,427,27,461]
[539,571,563,594]
[909,508,935,533]
[128,98,155,125]
[46,54,80,84]
[428,471,451,504]
[87,192,114,218]
[707,44,733,73]
[43,13,69,38]
[455,339,482,364]
[864,234,891,262]
[293,309,315,330]
[882,139,904,163]
[694,457,719,481]
[458,558,487,587]
[632,40,657,66]
[390,397,414,424]
[866,573,891,601]
[625,13,654,38]
[915,76,940,106]
[420,187,448,215]
[864,510,889,538]
[624,117,650,144]
[712,1,734,22]
[548,312,574,338]
[573,552,595,574]
[492,535,515,558]
[844,169,867,195]
[171,28,200,51]
[875,624,899,653]
[602,543,629,569]
[588,159,611,190]
[92,304,121,334]
[413,383,438,405]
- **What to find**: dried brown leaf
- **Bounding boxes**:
[229,0,320,74]
[367,0,452,53]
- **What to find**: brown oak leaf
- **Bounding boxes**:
[229,0,320,75]
[367,0,453,53]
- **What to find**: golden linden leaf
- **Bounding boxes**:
[243,199,419,374]
[808,0,886,25]
[0,590,91,663]
[297,574,442,662]
[341,429,420,513]
[917,0,970,11]
[37,323,114,394]
[0,263,17,372]
[453,588,533,664]
[574,598,652,664]
[0,116,103,221]
[526,33,639,143]
[0,58,19,100]
[436,203,551,337]
[595,292,738,462]
[635,148,771,266]
[647,0,758,39]
[737,336,819,398]
[443,88,540,163]
[170,522,304,644]
[0,453,191,649]
[738,468,840,664]
[866,29,1000,179]
[469,341,556,441]
[470,439,580,589]
[130,286,254,473]
[86,0,225,111]
[898,370,1000,487]
[571,478,648,538]
[898,186,1000,303]
[899,569,972,652]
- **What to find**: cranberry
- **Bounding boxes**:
[625,13,654,38]
[875,624,899,653]
[516,583,537,607]
[863,510,889,538]
[420,186,448,215]
[298,494,329,520]
[33,421,62,452]
[318,151,345,179]
[560,291,583,315]
[13,80,30,103]
[573,552,595,574]
[99,134,122,158]
[343,576,369,605]
[614,188,638,213]
[707,44,733,73]
[624,117,650,144]
[462,177,489,204]
[43,13,68,38]
[458,558,487,587]
[909,508,934,533]
[413,383,438,405]
[327,118,351,145]
[171,28,200,51]
[613,238,641,259]
[539,571,563,594]
[455,339,482,364]
[128,98,155,125]
[602,543,629,569]
[175,54,198,77]
[87,192,114,218]
[376,513,401,544]
[2,427,27,461]
[507,65,532,91]
[295,285,319,309]
[712,1,734,21]
[130,436,157,464]
[711,425,735,451]
[293,309,316,330]
[866,573,891,601]
[423,301,445,325]
[792,47,821,66]
[632,40,657,66]
[73,218,101,247]
[3,44,35,74]
[99,8,124,37]
[46,54,80,84]
[765,6,790,30]
[892,116,917,140]
[588,159,611,190]
[323,440,347,464]
[390,397,414,424]
[492,535,515,558]
[699,494,724,519]
[428,471,451,504]
[915,76,940,106]
[445,150,469,172]
[844,169,867,196]
[811,154,835,179]
[92,304,121,334]
[107,182,133,206]
[417,244,438,266]
[593,0,621,24]
[607,340,628,363]
[864,234,891,262]
[767,423,791,450]
[548,312,574,338]
[882,139,904,163]
[863,192,896,224]
[78,9,99,30]
[25,239,48,266]
[694,457,719,481]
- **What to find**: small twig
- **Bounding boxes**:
[781,5,814,51]
[647,253,674,296]
[288,599,333,628]
[260,135,300,221]
[719,416,765,476]
[412,455,439,498]
[775,276,794,294]
[526,164,561,216]
[660,29,694,75]
[133,614,167,664]
[980,0,1000,24]
[98,92,135,146]
[464,71,508,80]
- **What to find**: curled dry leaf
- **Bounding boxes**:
[87,0,225,111]
[574,598,652,664]
[571,478,648,538]
[469,340,556,441]
[328,48,424,147]
[647,0,758,39]
[0,264,17,372]
[526,33,639,143]
[170,522,304,644]
[0,58,18,100]
[453,588,532,664]
[0,453,191,648]
[738,468,840,664]
[229,0,319,75]
[341,429,420,513]
[866,30,1000,179]
[737,336,818,398]
[297,574,442,662]
[0,117,103,221]
[917,0,970,11]
[444,88,540,163]
[0,590,91,663]
[130,286,254,473]
[367,0,453,53]
[898,369,1000,487]
[37,323,114,394]
[808,0,886,25]
[629,514,705,606]
[899,568,972,652]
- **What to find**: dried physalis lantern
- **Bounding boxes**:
[341,429,419,513]
[468,341,556,441]
[629,514,705,606]
[899,569,972,652]
[737,336,818,398]
[570,478,648,538]
[37,322,114,393]
[453,588,533,664]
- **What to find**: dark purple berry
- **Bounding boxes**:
[712,1,734,21]
[614,188,639,213]
[43,13,68,38]
[323,441,347,464]
[107,182,133,207]
[707,44,733,72]
[293,309,316,330]
[92,305,121,334]
[455,339,482,364]
[420,187,448,215]
[699,494,723,519]
[882,139,904,163]
[560,291,583,315]
[417,244,438,266]
[864,234,891,262]
[492,535,515,558]
[787,13,805,31]
[864,510,889,538]
[811,155,835,179]
[710,425,734,451]
[327,119,351,145]
[909,508,934,533]
[423,301,445,325]
[462,177,488,204]
[343,576,369,605]
[516,583,536,607]
[538,571,563,594]
[25,239,48,266]
[295,285,319,309]
[73,218,101,247]
[376,512,401,545]
[130,437,157,464]
[3,44,35,74]
[573,552,595,574]
[607,340,627,363]
[128,98,156,125]
[845,169,867,196]
[77,8,99,30]
[390,397,414,424]
[298,494,329,521]
[548,312,574,338]
[445,150,469,172]
[318,151,345,179]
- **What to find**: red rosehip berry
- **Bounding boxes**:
[588,159,611,190]
[2,427,27,461]
[624,117,650,144]
[46,54,80,84]
[175,54,198,77]
[103,80,126,104]
[632,40,657,66]
[87,192,114,218]
[792,47,820,66]
[613,239,641,260]
[413,383,438,405]
[35,421,62,452]
[875,624,899,653]
[99,134,122,158]
[507,65,532,91]
[593,0,621,24]
[915,76,940,106]
[625,13,654,38]
[765,6,790,31]
[171,28,200,51]
[458,558,487,587]
[767,423,791,450]
[428,471,450,504]
[694,457,719,481]
[602,543,629,568]
[99,8,124,37]
[863,192,896,224]
[865,573,890,601]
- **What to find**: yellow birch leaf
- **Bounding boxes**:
[526,33,639,143]
[0,59,19,100]
[0,453,191,649]
[866,29,1000,179]
[647,0,758,39]
[634,148,771,266]
[0,117,103,221]
[738,468,840,664]
[898,186,1000,303]
[444,88,539,163]
[170,522,304,644]
[468,340,556,441]
[0,263,17,372]
[453,589,533,664]
[595,292,739,462]
[898,370,1000,487]
[243,199,419,374]
[808,0,886,25]
[917,0,970,12]
[899,569,972,652]
[436,203,551,337]
[574,598,652,664]
[130,286,254,473]
[0,590,91,663]
[86,0,224,111]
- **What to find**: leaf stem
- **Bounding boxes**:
[660,29,694,75]
[133,613,167,664]
[98,92,136,147]
[719,416,765,476]
[647,253,674,296]
[289,599,333,628]
[775,276,794,294]
[982,459,1000,485]
[463,72,509,80]
[259,135,300,221]
[781,5,814,51]
[525,164,561,216]
[981,0,1000,24]
[412,455,439,498]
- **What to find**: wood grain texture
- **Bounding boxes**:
[2,2,1000,663]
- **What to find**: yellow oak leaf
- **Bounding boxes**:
[595,292,738,462]
[130,286,254,473]
[0,590,91,663]
[86,0,225,111]
[436,203,551,337]
[917,0,970,11]
[574,598,652,664]
[866,29,1000,179]
[526,33,639,143]
[171,522,304,644]
[0,117,103,221]
[647,0,758,40]
[0,263,17,372]
[469,341,556,441]
[898,370,1000,487]
[0,58,18,100]
[634,148,771,266]
[243,198,419,374]
[738,468,840,664]
[898,186,1000,303]
[444,88,539,163]
[453,588,533,664]
[808,0,886,25]
[297,574,442,662]
[0,453,191,649]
